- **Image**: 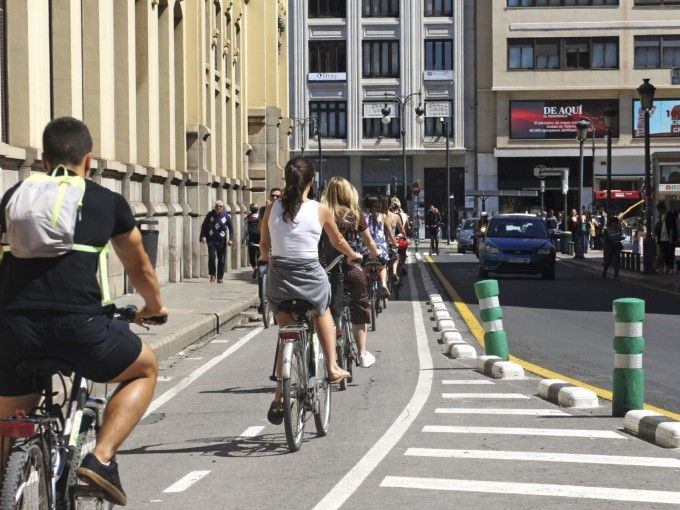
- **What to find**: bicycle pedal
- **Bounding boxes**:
[73,484,107,499]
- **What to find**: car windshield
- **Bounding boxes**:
[487,218,548,239]
[462,219,477,229]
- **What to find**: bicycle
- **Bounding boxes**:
[251,243,273,329]
[364,259,384,332]
[0,305,165,510]
[325,255,358,392]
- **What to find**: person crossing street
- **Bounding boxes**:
[425,204,442,255]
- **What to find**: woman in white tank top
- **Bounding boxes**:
[259,158,362,424]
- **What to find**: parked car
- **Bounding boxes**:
[456,218,478,253]
[478,214,557,280]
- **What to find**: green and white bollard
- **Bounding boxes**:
[612,298,645,417]
[474,279,509,360]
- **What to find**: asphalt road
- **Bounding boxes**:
[115,258,680,509]
[430,252,680,414]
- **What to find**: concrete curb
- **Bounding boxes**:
[624,410,680,448]
[428,294,443,304]
[433,310,450,322]
[448,343,477,359]
[477,355,524,379]
[440,331,463,345]
[537,379,599,408]
[437,318,457,332]
[146,296,259,361]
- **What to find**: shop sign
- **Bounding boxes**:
[672,68,680,86]
[308,72,347,82]
[594,190,641,200]
[632,99,680,138]
[510,100,616,139]
[659,183,680,193]
[363,102,399,118]
[423,70,453,81]
[425,102,451,118]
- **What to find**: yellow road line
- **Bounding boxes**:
[425,254,680,422]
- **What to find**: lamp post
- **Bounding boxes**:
[638,78,657,274]
[440,116,452,244]
[291,116,315,159]
[381,91,425,202]
[314,117,323,194]
[575,119,591,259]
[603,107,618,226]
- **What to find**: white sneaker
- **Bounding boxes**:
[358,351,376,368]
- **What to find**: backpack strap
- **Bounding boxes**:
[0,244,9,263]
[72,243,111,304]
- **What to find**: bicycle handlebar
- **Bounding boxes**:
[325,254,346,273]
[110,305,167,326]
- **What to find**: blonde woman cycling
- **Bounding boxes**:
[321,177,379,368]
[259,158,362,424]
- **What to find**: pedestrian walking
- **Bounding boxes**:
[654,202,678,274]
[244,203,261,276]
[425,204,442,255]
[200,200,234,283]
[603,216,623,279]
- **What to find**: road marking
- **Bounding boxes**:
[145,327,264,418]
[380,476,680,505]
[423,425,624,439]
[442,393,530,400]
[442,379,494,385]
[404,448,680,467]
[435,408,568,416]
[238,426,265,438]
[162,471,211,493]
[425,255,680,422]
[210,339,230,344]
[311,262,433,510]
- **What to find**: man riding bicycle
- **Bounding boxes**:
[0,117,167,506]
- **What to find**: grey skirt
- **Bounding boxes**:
[266,257,331,316]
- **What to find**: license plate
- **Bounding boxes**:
[508,257,530,264]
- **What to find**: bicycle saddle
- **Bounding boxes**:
[278,299,314,317]
[16,358,74,378]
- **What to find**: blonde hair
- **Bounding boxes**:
[321,176,361,229]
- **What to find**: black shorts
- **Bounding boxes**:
[0,310,142,396]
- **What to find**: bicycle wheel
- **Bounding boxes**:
[335,330,348,392]
[66,409,112,510]
[282,342,305,452]
[369,287,377,332]
[313,349,331,437]
[260,273,272,329]
[342,313,354,384]
[0,439,49,510]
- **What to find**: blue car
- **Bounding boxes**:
[478,214,556,280]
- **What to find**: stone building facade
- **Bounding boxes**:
[0,0,289,298]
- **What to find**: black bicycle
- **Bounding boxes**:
[0,306,165,510]
[251,243,273,328]
[364,259,384,331]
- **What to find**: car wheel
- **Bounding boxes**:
[457,247,464,254]
[542,265,555,280]
[479,268,489,279]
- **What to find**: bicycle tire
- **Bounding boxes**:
[343,314,354,384]
[66,409,111,510]
[0,439,49,510]
[335,340,347,392]
[261,273,272,329]
[313,350,331,437]
[369,289,377,332]
[282,343,305,452]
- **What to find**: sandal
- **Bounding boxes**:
[329,369,351,385]
[267,399,284,425]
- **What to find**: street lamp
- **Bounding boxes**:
[638,78,656,274]
[574,119,591,259]
[440,116,452,244]
[381,91,425,202]
[291,116,315,159]
[603,107,618,225]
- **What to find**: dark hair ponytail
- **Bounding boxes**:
[281,157,315,223]
[363,193,380,231]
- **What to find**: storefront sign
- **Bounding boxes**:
[632,99,680,138]
[594,190,640,200]
[423,70,453,81]
[308,72,347,82]
[510,100,615,139]
[659,183,680,193]
[672,68,680,86]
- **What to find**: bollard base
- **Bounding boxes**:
[484,331,509,361]
[612,369,644,417]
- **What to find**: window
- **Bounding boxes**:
[508,37,618,70]
[634,0,680,5]
[635,36,680,69]
[309,101,347,138]
[362,40,399,78]
[309,41,347,73]
[425,112,454,137]
[363,0,399,17]
[308,0,346,18]
[425,0,453,16]
[508,0,618,6]
[425,40,453,71]
[363,116,401,138]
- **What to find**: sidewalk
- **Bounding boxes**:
[115,269,259,360]
[557,250,680,294]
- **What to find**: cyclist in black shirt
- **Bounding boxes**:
[0,118,167,506]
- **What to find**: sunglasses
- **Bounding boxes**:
[270,194,281,199]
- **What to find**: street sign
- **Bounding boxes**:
[561,169,569,195]
[533,165,569,178]
[425,102,451,118]
[672,68,680,86]
[423,70,454,81]
[308,72,347,82]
